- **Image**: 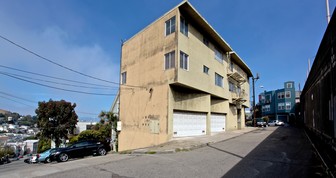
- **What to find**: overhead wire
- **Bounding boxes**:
[0,90,101,116]
[0,91,36,103]
[0,95,36,108]
[0,34,145,89]
[0,71,118,91]
[0,64,117,89]
[0,71,116,96]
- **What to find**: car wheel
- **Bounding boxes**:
[45,157,51,163]
[58,153,69,162]
[98,148,107,156]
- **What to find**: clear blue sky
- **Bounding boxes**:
[0,0,335,120]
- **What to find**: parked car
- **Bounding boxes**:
[38,148,57,163]
[256,118,267,127]
[52,140,110,162]
[268,120,276,126]
[24,154,38,164]
[275,120,285,126]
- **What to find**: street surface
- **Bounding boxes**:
[0,126,327,178]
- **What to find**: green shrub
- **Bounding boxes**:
[262,116,269,123]
[69,135,79,144]
[78,130,103,142]
[0,146,15,157]
[37,138,51,153]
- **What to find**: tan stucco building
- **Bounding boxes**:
[118,1,252,151]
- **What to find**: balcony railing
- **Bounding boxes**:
[227,65,247,84]
[231,90,247,102]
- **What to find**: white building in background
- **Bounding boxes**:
[23,140,39,154]
[74,121,97,135]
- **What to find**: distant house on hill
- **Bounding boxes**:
[0,109,10,115]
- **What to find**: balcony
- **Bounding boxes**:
[227,65,247,84]
[231,90,247,104]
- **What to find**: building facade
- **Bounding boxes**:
[301,8,336,139]
[259,81,296,122]
[118,1,252,151]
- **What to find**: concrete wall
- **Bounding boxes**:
[119,4,251,151]
[119,9,178,151]
[177,17,230,99]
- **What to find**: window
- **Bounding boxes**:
[230,61,234,71]
[215,73,223,87]
[164,51,175,69]
[229,81,235,92]
[278,103,285,110]
[165,16,176,36]
[214,48,223,63]
[180,16,188,36]
[286,83,293,88]
[286,102,291,110]
[277,92,285,99]
[180,51,188,70]
[237,86,241,94]
[203,37,209,46]
[262,105,270,112]
[203,65,209,74]
[285,91,291,98]
[121,72,127,84]
[260,95,265,103]
[265,94,271,103]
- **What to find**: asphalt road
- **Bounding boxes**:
[0,126,327,178]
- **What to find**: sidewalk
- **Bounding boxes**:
[131,126,259,154]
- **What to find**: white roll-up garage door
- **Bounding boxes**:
[173,111,206,137]
[211,114,226,132]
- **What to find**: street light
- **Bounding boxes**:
[252,73,260,127]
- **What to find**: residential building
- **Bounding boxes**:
[118,1,252,151]
[74,121,97,135]
[259,81,296,122]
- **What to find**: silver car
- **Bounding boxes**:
[268,120,276,126]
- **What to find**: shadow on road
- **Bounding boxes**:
[206,144,243,159]
[216,126,328,178]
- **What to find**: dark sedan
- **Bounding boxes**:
[52,140,110,162]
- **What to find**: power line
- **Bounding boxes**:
[0,90,104,116]
[0,34,145,89]
[0,95,36,108]
[0,72,116,96]
[0,71,118,90]
[0,91,36,103]
[76,111,99,116]
[0,64,117,89]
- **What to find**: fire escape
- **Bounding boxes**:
[227,63,247,109]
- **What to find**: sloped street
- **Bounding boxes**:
[1,126,327,178]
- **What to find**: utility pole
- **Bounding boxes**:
[252,73,260,127]
[326,0,331,24]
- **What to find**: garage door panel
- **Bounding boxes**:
[173,112,206,137]
[211,114,226,132]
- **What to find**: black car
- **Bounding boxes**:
[52,140,110,162]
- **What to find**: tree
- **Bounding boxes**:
[97,111,118,151]
[97,111,118,138]
[18,115,38,127]
[37,137,51,153]
[35,99,78,147]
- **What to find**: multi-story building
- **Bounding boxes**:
[259,81,296,122]
[118,1,252,151]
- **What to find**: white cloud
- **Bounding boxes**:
[0,9,119,117]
